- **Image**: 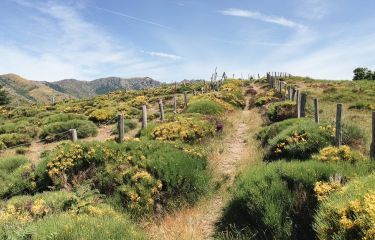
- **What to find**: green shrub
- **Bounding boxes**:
[218,161,375,240]
[15,147,29,155]
[255,96,278,107]
[314,173,375,240]
[342,123,367,148]
[36,140,211,215]
[39,120,98,142]
[0,121,39,138]
[0,141,6,151]
[0,156,35,198]
[266,121,331,160]
[186,99,225,115]
[267,101,297,122]
[257,118,310,146]
[0,133,32,147]
[42,113,88,124]
[111,119,138,135]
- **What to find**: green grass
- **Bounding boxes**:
[186,99,225,115]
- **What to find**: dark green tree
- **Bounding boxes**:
[353,67,368,80]
[0,85,10,105]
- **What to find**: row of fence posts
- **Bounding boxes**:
[266,72,375,160]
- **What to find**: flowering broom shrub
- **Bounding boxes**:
[151,115,216,143]
[36,140,211,215]
[313,145,366,163]
[314,173,375,240]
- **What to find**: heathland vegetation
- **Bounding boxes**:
[0,73,374,240]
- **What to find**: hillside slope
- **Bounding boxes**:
[45,77,161,98]
[0,74,70,105]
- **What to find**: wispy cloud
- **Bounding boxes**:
[143,51,183,60]
[0,0,168,81]
[219,8,307,30]
[94,6,170,29]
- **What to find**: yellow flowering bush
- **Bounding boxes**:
[129,96,148,108]
[315,174,375,240]
[273,131,308,154]
[313,145,365,163]
[314,180,343,202]
[88,107,116,123]
[152,116,215,142]
[319,124,336,138]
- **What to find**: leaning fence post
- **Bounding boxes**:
[296,90,301,118]
[314,98,320,123]
[142,105,148,129]
[370,112,375,160]
[300,93,307,117]
[336,104,343,147]
[159,99,165,121]
[69,129,78,143]
[184,92,188,108]
[284,84,287,100]
[117,114,124,143]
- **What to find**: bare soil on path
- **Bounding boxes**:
[144,96,264,240]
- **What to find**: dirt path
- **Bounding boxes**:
[144,96,263,240]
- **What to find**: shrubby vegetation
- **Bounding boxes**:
[40,120,98,142]
[218,161,375,240]
[267,101,297,122]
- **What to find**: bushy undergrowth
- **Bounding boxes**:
[267,101,297,122]
[0,120,39,138]
[186,99,225,115]
[0,156,35,199]
[0,133,32,148]
[313,145,365,163]
[314,173,375,240]
[35,140,211,215]
[219,80,246,108]
[39,120,98,142]
[111,119,138,135]
[42,113,88,124]
[266,121,331,160]
[149,114,216,143]
[0,190,146,239]
[218,161,375,240]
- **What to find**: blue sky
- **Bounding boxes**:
[0,0,375,82]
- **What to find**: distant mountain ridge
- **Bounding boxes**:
[44,76,161,98]
[0,74,162,104]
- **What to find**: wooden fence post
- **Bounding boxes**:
[159,99,165,121]
[300,93,307,117]
[184,92,188,108]
[314,98,320,123]
[117,114,124,143]
[336,104,343,147]
[142,105,148,129]
[173,95,177,113]
[292,88,296,101]
[69,129,78,143]
[284,84,287,100]
[370,112,375,160]
[296,90,301,118]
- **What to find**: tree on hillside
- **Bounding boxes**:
[353,67,374,80]
[0,85,11,105]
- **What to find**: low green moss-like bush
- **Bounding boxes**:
[266,121,331,160]
[255,96,278,107]
[0,156,35,198]
[314,173,375,240]
[186,99,225,115]
[39,119,98,142]
[267,101,297,122]
[36,140,211,215]
[0,121,39,138]
[0,133,32,148]
[42,113,88,124]
[217,161,375,240]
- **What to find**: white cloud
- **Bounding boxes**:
[144,51,183,60]
[0,0,171,81]
[219,8,307,30]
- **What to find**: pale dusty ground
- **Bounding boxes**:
[144,93,264,240]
